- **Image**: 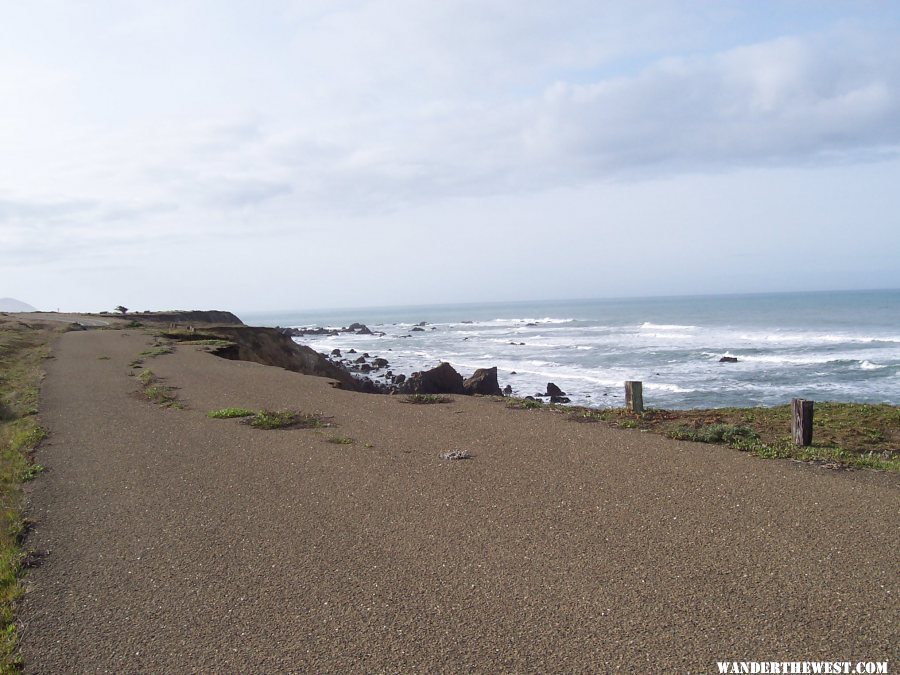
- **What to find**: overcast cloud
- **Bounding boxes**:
[1,1,899,311]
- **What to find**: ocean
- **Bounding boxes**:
[242,289,900,410]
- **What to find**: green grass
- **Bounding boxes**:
[506,397,547,410]
[403,394,453,404]
[0,317,65,669]
[325,435,354,445]
[142,385,180,408]
[137,369,155,385]
[667,423,761,447]
[138,345,173,358]
[136,369,181,408]
[557,402,899,471]
[207,407,256,419]
[245,410,332,430]
[184,339,235,347]
[161,331,232,345]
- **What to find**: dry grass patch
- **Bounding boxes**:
[0,317,67,668]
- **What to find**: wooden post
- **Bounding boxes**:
[791,398,814,446]
[625,381,644,414]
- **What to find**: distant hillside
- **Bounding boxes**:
[0,297,37,312]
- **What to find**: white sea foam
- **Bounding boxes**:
[288,293,900,408]
[644,383,696,393]
[640,322,697,330]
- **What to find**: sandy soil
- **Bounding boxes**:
[19,329,899,672]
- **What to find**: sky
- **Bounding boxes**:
[1,1,899,313]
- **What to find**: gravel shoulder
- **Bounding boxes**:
[19,329,900,672]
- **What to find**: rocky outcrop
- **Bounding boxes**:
[719,356,739,363]
[402,362,465,395]
[546,382,565,397]
[279,322,381,337]
[463,367,502,396]
[347,322,373,335]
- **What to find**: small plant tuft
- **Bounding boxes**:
[207,407,256,419]
[440,450,474,460]
[245,410,333,430]
[143,385,178,407]
[326,435,354,445]
[403,394,452,404]
[507,397,544,410]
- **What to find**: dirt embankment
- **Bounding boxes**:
[166,325,364,392]
[115,310,245,325]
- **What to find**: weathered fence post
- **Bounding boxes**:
[791,398,814,446]
[625,381,644,414]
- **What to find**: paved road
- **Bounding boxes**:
[20,330,899,672]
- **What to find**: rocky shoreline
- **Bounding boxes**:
[276,322,574,402]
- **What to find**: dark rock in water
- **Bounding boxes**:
[463,367,502,396]
[385,370,393,377]
[348,348,357,354]
[546,382,565,397]
[362,353,370,358]
[502,384,513,396]
[510,371,517,375]
[431,327,437,330]
[461,320,474,324]
[354,356,367,364]
[402,362,465,395]
[550,395,571,404]
[411,327,425,332]
[347,322,373,335]
[415,321,428,326]
[372,357,389,368]
[331,348,342,357]
[526,322,537,327]
[719,356,738,363]
[359,363,372,373]
[393,374,406,384]
[288,326,341,337]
